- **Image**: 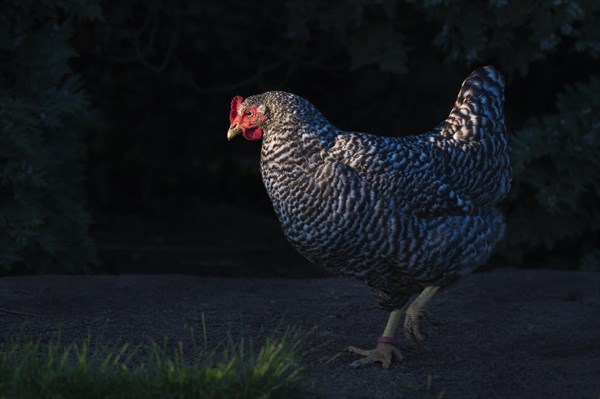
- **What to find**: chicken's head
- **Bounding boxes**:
[227,95,267,141]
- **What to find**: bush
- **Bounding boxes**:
[501,76,600,270]
[0,0,101,274]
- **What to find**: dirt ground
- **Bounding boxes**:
[1,270,599,398]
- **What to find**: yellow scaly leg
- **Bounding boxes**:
[347,285,440,368]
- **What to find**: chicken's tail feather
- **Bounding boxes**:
[441,66,505,141]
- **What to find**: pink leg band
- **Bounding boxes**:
[377,336,398,346]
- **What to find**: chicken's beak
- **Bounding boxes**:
[227,124,243,141]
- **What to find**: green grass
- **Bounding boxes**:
[0,328,314,399]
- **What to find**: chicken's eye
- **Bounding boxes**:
[245,110,254,117]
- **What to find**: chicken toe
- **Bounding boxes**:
[348,343,403,368]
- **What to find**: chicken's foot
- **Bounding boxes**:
[348,308,404,368]
[348,342,402,368]
[348,285,440,368]
[404,285,439,346]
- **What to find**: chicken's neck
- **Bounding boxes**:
[260,115,337,173]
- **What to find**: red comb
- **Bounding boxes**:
[230,96,243,123]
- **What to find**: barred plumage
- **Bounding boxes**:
[229,66,511,311]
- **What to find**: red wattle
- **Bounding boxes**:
[242,127,263,141]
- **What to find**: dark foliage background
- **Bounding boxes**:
[1,0,599,275]
[0,0,101,274]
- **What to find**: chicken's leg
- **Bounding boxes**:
[348,285,439,368]
[404,285,439,346]
[348,307,404,368]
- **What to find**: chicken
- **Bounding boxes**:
[227,66,511,368]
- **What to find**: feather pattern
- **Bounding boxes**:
[239,66,510,310]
